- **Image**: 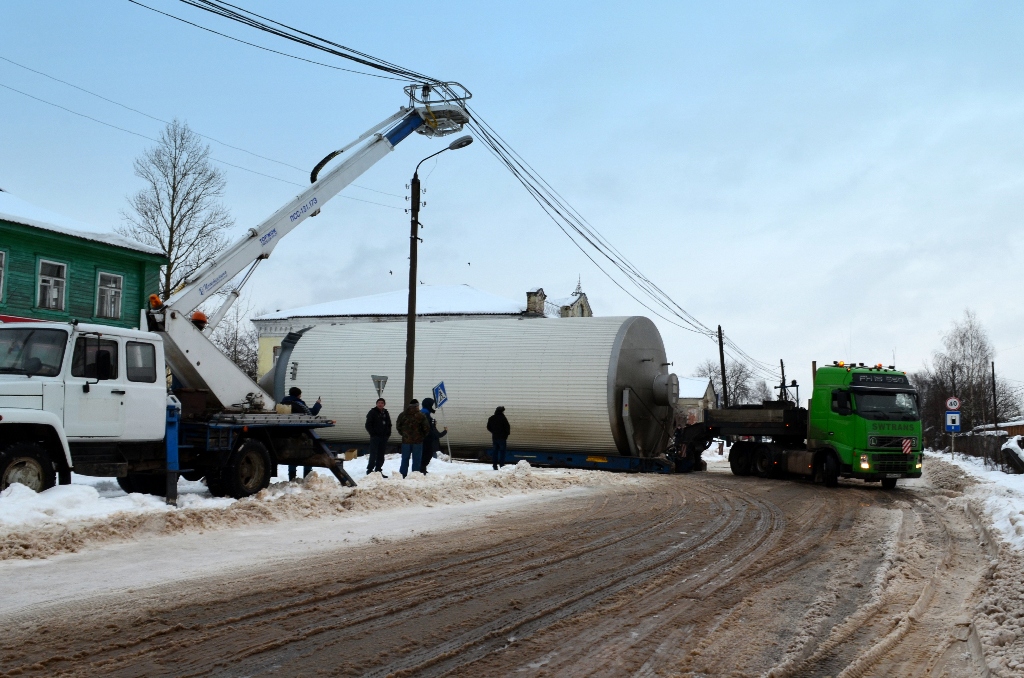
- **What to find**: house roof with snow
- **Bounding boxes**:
[678,377,714,400]
[0,189,164,257]
[255,284,527,321]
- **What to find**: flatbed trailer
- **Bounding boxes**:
[497,448,674,473]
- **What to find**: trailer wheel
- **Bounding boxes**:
[822,452,839,488]
[753,445,773,478]
[223,440,272,499]
[0,442,56,492]
[729,443,752,476]
[881,477,897,490]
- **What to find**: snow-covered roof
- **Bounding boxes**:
[255,284,526,321]
[678,377,713,400]
[0,190,165,257]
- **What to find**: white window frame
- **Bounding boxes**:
[96,271,124,320]
[38,259,67,311]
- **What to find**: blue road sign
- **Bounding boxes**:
[433,381,448,408]
[945,411,961,433]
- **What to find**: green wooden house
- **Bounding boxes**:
[0,189,166,329]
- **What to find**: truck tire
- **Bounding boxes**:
[0,442,56,492]
[729,443,752,476]
[822,452,839,488]
[881,477,898,490]
[223,439,272,499]
[117,473,166,496]
[753,445,773,478]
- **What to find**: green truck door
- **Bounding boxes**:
[825,389,855,464]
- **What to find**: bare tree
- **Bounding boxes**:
[693,358,772,406]
[914,310,1023,447]
[210,296,260,381]
[118,119,232,299]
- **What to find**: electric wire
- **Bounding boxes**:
[0,81,402,211]
[131,0,783,380]
[0,54,405,202]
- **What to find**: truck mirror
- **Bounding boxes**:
[96,350,112,381]
[831,389,852,415]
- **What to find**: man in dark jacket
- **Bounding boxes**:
[486,406,511,470]
[282,387,321,480]
[364,397,392,477]
[281,387,322,415]
[395,399,431,478]
[419,397,447,474]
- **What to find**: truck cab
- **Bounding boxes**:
[808,363,923,488]
[0,321,167,491]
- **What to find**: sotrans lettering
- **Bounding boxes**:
[198,270,229,296]
[289,196,318,222]
[259,228,278,247]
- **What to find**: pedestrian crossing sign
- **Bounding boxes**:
[433,381,448,408]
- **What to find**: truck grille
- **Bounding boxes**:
[869,436,917,449]
[873,453,912,473]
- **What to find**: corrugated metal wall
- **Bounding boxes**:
[287,316,646,453]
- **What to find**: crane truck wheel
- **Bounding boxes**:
[117,473,166,497]
[822,452,840,488]
[223,439,272,499]
[0,442,56,492]
[881,477,898,490]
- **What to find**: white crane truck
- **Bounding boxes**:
[0,86,471,500]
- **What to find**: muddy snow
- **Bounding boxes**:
[0,459,620,561]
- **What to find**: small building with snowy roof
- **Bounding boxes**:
[253,283,594,378]
[0,189,166,328]
[674,377,717,427]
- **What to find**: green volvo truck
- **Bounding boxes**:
[676,362,922,488]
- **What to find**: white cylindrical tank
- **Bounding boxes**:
[276,316,676,456]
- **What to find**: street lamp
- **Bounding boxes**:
[404,135,474,405]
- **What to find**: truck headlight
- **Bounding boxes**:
[860,454,870,470]
[916,462,922,469]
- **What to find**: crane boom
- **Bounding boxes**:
[147,96,470,411]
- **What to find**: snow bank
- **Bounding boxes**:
[0,460,620,560]
[0,483,233,529]
[924,450,1024,550]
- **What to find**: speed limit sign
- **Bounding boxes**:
[946,396,961,411]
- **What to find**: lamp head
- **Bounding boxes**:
[448,135,473,151]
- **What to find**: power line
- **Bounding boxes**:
[0,81,402,210]
[125,0,406,81]
[131,0,782,380]
[0,53,405,201]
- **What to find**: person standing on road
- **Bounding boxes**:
[282,387,322,480]
[364,397,392,478]
[419,397,447,474]
[396,399,430,478]
[486,406,510,470]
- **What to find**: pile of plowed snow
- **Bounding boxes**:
[0,461,624,560]
[925,451,1024,550]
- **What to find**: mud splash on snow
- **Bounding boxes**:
[0,462,622,561]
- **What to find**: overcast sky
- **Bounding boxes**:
[3,1,1024,397]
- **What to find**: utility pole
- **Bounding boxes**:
[718,325,729,408]
[403,134,474,406]
[404,170,421,406]
[992,361,999,432]
[779,359,787,401]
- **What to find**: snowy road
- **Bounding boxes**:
[0,458,1008,677]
